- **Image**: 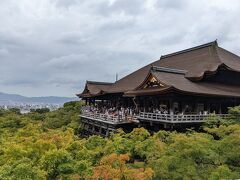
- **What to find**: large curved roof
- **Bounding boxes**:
[108,41,240,93]
[78,41,240,98]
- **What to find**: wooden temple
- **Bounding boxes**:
[77,41,240,136]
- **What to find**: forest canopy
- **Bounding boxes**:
[0,102,240,179]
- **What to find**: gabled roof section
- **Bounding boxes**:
[125,66,185,96]
[77,81,113,98]
[124,65,240,98]
[135,66,187,90]
[135,70,168,91]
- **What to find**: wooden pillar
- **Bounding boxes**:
[169,98,173,115]
[132,97,138,112]
[138,123,141,128]
[150,121,153,126]
[163,123,167,129]
[106,129,109,137]
[143,97,146,112]
[219,101,222,114]
[207,103,211,113]
[82,123,85,130]
[89,99,92,106]
[86,124,89,131]
[234,98,237,106]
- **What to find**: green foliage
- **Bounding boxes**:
[0,114,26,129]
[40,150,74,179]
[209,165,238,180]
[0,158,46,180]
[75,160,93,177]
[85,135,107,150]
[9,108,21,115]
[203,114,232,129]
[42,101,82,130]
[31,108,50,114]
[0,104,240,179]
[228,105,240,123]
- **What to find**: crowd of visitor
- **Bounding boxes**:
[82,104,209,117]
[82,105,137,117]
[82,104,173,117]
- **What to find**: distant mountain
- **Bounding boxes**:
[0,92,78,105]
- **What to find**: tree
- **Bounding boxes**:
[0,158,46,180]
[228,106,240,123]
[203,114,231,129]
[91,153,153,180]
[9,108,21,115]
[40,150,75,179]
[74,160,93,178]
[148,132,218,179]
[209,165,238,180]
[35,108,50,114]
[1,104,240,180]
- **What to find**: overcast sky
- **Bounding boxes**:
[0,0,240,97]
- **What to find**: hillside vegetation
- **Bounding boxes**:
[0,102,240,179]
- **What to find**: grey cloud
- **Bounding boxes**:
[0,33,24,48]
[85,0,147,17]
[1,79,39,86]
[57,32,91,45]
[0,0,240,96]
[155,0,188,10]
[0,48,9,56]
[109,0,146,15]
[43,54,89,69]
[54,0,78,8]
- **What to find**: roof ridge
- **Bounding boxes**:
[151,66,187,75]
[86,80,113,85]
[161,40,218,59]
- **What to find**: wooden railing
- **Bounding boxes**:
[81,110,229,124]
[80,111,135,123]
[138,112,229,123]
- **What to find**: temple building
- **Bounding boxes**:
[77,41,240,136]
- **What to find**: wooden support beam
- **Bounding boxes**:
[106,129,109,137]
[150,121,153,126]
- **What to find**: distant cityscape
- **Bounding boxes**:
[0,103,62,114]
[0,92,78,114]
